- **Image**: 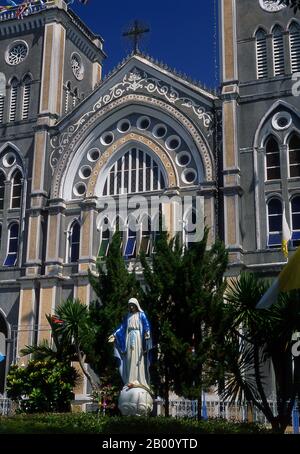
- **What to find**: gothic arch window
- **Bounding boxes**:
[11,169,22,209]
[102,147,166,196]
[98,217,110,258]
[114,216,125,252]
[21,74,31,120]
[288,133,300,178]
[140,216,152,256]
[256,28,268,79]
[272,25,285,76]
[265,136,281,180]
[4,222,19,266]
[124,217,137,259]
[291,196,300,247]
[267,198,282,248]
[9,77,18,122]
[68,220,80,263]
[289,22,300,74]
[0,172,5,210]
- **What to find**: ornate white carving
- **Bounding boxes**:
[50,93,214,198]
[50,69,212,169]
[259,0,286,12]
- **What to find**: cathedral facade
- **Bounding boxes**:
[0,0,299,397]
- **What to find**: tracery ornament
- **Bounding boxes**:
[50,93,213,197]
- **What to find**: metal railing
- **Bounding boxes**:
[0,398,13,416]
[169,398,290,423]
[0,1,52,22]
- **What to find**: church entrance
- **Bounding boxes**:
[0,314,7,395]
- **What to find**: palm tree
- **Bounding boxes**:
[21,299,99,391]
[219,273,300,433]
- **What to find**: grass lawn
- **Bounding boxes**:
[0,413,270,434]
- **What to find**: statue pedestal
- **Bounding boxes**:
[118,386,153,416]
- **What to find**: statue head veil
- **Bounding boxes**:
[128,297,143,312]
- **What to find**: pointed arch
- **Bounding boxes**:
[255,28,268,79]
[68,219,80,263]
[87,133,177,199]
[21,73,32,120]
[8,77,19,122]
[124,214,138,259]
[4,222,19,266]
[98,216,111,258]
[254,101,300,148]
[10,169,23,209]
[272,25,285,76]
[288,132,300,178]
[289,21,300,73]
[139,215,152,256]
[267,197,283,248]
[265,135,281,181]
[0,171,5,211]
[101,146,167,197]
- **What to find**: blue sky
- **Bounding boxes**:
[71,0,218,89]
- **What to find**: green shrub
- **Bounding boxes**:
[6,359,78,413]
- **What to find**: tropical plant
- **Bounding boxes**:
[21,299,98,391]
[219,272,300,433]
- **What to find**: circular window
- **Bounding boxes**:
[100,132,114,146]
[182,168,197,185]
[117,119,131,133]
[176,151,191,167]
[166,135,181,151]
[6,41,28,65]
[153,124,167,139]
[137,116,151,131]
[71,53,84,81]
[272,112,292,131]
[3,152,16,167]
[73,182,87,197]
[87,148,100,162]
[79,165,92,179]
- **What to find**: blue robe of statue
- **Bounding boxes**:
[113,310,152,389]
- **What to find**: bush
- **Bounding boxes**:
[0,413,270,434]
[6,359,78,413]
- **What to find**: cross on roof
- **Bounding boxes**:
[123,20,150,53]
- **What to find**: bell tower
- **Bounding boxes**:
[0,0,105,356]
[220,0,300,275]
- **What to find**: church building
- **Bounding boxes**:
[0,0,299,399]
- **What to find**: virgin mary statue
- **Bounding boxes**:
[108,298,152,392]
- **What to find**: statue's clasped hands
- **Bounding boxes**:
[108,334,115,343]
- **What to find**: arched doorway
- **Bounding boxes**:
[0,314,7,395]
